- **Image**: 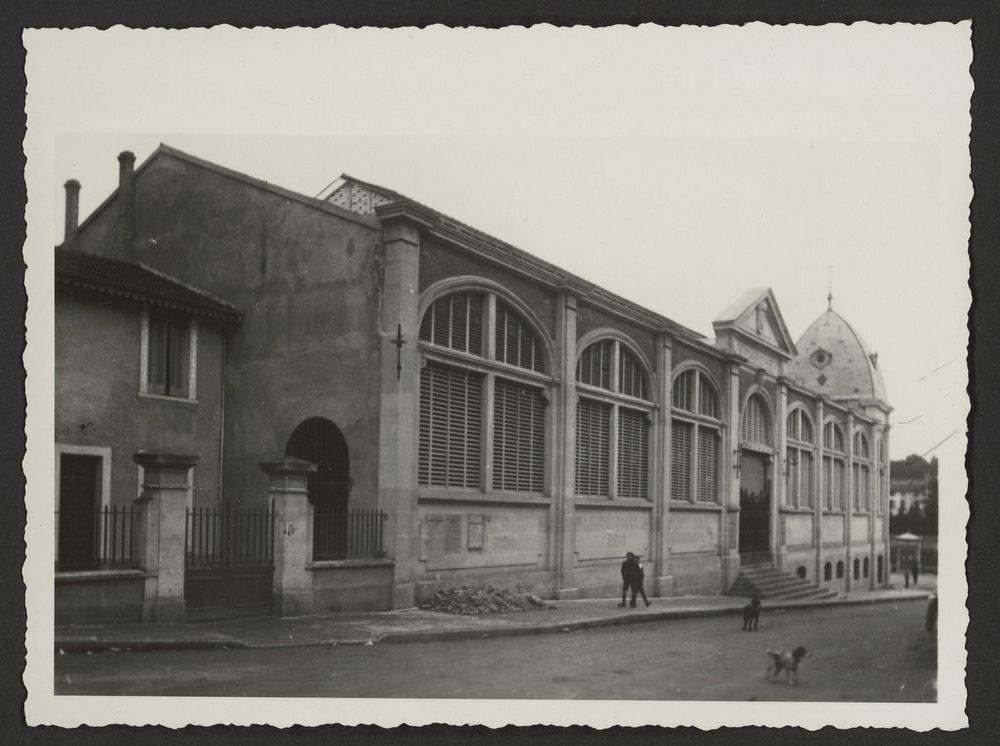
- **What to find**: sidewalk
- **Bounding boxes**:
[55,585,932,654]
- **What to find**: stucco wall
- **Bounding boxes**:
[74,153,385,511]
[55,288,224,508]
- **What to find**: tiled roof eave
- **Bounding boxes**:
[56,275,242,326]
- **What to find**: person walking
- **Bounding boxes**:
[911,560,920,588]
[619,552,651,608]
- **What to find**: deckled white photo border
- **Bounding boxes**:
[21,23,971,730]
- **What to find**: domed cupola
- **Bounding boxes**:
[786,294,888,408]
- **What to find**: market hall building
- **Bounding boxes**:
[53,145,891,622]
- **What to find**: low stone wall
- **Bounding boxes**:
[309,559,395,612]
[55,571,146,624]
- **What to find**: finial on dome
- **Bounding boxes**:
[827,267,833,311]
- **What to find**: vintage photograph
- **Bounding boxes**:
[23,24,970,729]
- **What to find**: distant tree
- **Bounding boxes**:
[889,500,909,535]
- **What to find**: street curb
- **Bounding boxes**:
[54,592,931,653]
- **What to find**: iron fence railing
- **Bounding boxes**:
[55,506,137,572]
[185,503,275,569]
[313,507,387,561]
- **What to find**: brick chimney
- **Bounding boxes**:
[63,179,80,249]
[117,151,136,258]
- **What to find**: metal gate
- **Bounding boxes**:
[185,503,275,622]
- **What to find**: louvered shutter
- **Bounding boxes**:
[800,451,813,507]
[834,460,846,510]
[418,363,482,488]
[671,421,692,500]
[493,379,545,492]
[419,293,484,357]
[696,427,718,502]
[575,399,610,496]
[617,408,649,499]
[741,395,771,446]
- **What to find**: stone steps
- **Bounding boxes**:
[731,563,840,601]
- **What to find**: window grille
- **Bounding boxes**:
[671,368,721,503]
[824,421,845,452]
[492,379,545,492]
[575,398,610,496]
[799,451,814,507]
[617,408,649,499]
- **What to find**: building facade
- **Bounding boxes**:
[53,145,892,618]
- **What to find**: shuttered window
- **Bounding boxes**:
[577,340,613,390]
[617,408,649,499]
[495,301,544,372]
[419,292,485,357]
[575,339,652,500]
[670,420,692,500]
[576,398,610,496]
[418,289,548,496]
[418,363,482,488]
[146,312,192,398]
[786,408,815,508]
[740,394,772,446]
[493,379,545,492]
[670,368,722,503]
[799,451,814,508]
[834,459,846,510]
[696,428,719,502]
[618,348,648,400]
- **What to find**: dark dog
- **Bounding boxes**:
[766,646,812,686]
[742,597,762,631]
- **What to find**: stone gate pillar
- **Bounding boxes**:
[261,457,317,617]
[133,452,198,623]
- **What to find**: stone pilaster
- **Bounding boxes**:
[722,353,743,589]
[374,206,426,609]
[775,378,788,569]
[262,457,317,617]
[133,452,198,623]
[652,333,673,596]
[814,398,825,582]
[845,411,855,591]
[554,291,579,598]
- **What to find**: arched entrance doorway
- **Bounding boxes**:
[738,393,774,565]
[285,417,350,560]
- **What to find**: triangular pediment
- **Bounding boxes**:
[713,287,797,358]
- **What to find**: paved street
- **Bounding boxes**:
[55,599,935,701]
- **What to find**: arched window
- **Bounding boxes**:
[853,430,871,512]
[670,368,722,503]
[418,291,548,494]
[740,393,773,448]
[785,408,815,508]
[875,437,886,515]
[863,557,870,578]
[823,420,847,511]
[853,558,860,580]
[575,339,652,499]
[824,562,832,581]
[836,560,845,579]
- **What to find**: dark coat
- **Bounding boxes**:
[621,558,645,586]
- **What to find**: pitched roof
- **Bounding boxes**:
[55,249,242,326]
[712,287,797,358]
[323,175,708,343]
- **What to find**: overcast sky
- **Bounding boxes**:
[25,24,971,483]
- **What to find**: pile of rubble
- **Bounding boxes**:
[419,587,553,615]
